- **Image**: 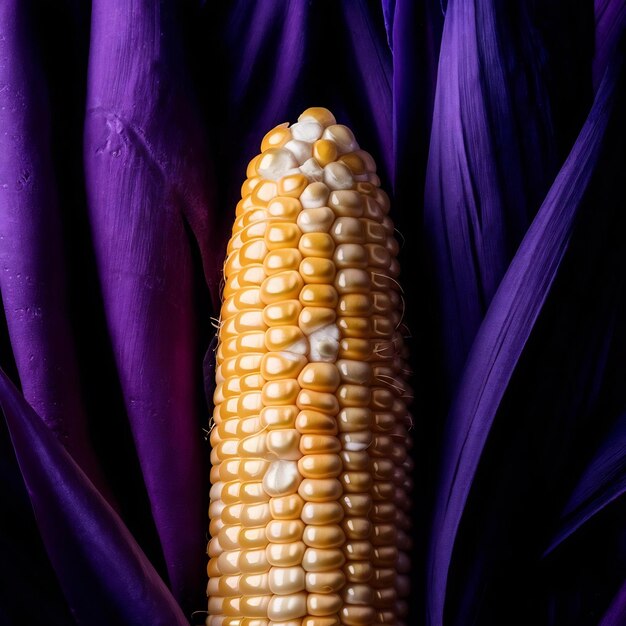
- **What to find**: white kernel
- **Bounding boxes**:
[308,324,340,362]
[257,148,299,180]
[263,460,302,496]
[300,158,325,182]
[284,139,313,165]
[300,182,330,209]
[290,121,323,142]
[324,162,354,190]
[322,124,359,153]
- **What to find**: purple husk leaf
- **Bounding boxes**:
[428,48,624,626]
[84,0,213,608]
[545,410,626,556]
[594,0,626,89]
[424,0,558,389]
[0,0,107,493]
[0,368,188,626]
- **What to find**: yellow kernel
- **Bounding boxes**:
[266,519,305,543]
[300,182,330,209]
[241,373,265,392]
[267,196,302,220]
[338,384,372,407]
[262,300,303,327]
[305,571,346,594]
[266,542,306,567]
[240,481,269,503]
[302,547,346,572]
[297,363,340,392]
[298,107,337,127]
[262,379,301,406]
[298,478,342,502]
[299,257,336,284]
[296,207,335,233]
[265,325,307,353]
[335,268,370,293]
[238,416,262,436]
[236,331,266,353]
[238,432,268,457]
[261,406,298,430]
[301,501,344,525]
[336,360,371,384]
[313,139,338,167]
[261,122,291,152]
[278,173,309,198]
[300,434,341,454]
[234,310,267,333]
[341,471,373,493]
[298,306,336,334]
[265,223,301,250]
[333,243,369,269]
[338,152,365,174]
[328,190,363,217]
[299,284,338,308]
[337,294,371,317]
[240,502,272,527]
[247,153,263,178]
[267,592,307,620]
[297,389,340,415]
[239,548,270,574]
[241,176,261,198]
[295,410,338,435]
[216,549,240,575]
[240,239,269,266]
[270,493,305,520]
[331,217,365,244]
[237,391,263,416]
[298,454,342,479]
[307,592,343,616]
[267,429,301,459]
[240,573,270,596]
[268,566,306,595]
[337,316,371,338]
[251,180,278,205]
[260,271,304,305]
[261,352,307,380]
[322,124,358,154]
[239,594,270,617]
[264,248,303,274]
[339,338,371,360]
[303,524,345,549]
[239,219,270,243]
[298,232,335,258]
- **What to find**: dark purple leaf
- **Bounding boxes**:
[545,411,626,555]
[0,0,106,492]
[0,368,188,626]
[84,0,213,608]
[600,579,626,626]
[424,0,558,387]
[428,52,625,626]
[594,0,626,88]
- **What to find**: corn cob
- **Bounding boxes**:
[207,107,412,626]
